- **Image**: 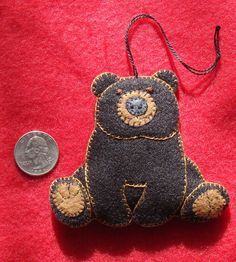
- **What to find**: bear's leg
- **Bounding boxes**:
[91,180,132,226]
[180,158,229,222]
[49,166,92,227]
[184,157,205,196]
[132,178,185,227]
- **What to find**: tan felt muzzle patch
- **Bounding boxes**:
[51,182,85,217]
[117,90,157,127]
[192,189,226,219]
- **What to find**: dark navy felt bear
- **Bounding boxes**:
[50,70,229,227]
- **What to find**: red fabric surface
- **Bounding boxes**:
[0,1,235,261]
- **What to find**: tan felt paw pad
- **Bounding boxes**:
[192,189,226,219]
[52,182,85,217]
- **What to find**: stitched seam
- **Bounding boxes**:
[131,182,147,215]
[84,129,97,208]
[136,133,187,227]
[174,134,188,212]
[121,182,133,221]
[85,130,132,227]
[117,90,157,127]
[86,74,185,227]
[125,183,146,188]
[95,76,179,141]
[180,182,228,216]
[97,122,177,141]
[186,157,205,181]
[49,177,92,227]
[192,189,226,219]
[154,70,178,91]
[91,72,118,95]
[71,167,95,220]
[84,129,187,227]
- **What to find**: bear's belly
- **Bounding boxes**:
[86,128,186,222]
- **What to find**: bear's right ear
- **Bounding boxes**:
[91,72,119,96]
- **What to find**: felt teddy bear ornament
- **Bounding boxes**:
[49,14,229,227]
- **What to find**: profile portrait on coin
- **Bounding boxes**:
[24,135,50,170]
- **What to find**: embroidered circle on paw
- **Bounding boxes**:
[192,189,226,219]
[51,180,85,217]
[117,90,157,127]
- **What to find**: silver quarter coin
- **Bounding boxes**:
[14,131,59,176]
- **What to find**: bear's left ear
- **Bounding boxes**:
[91,72,119,96]
[153,70,179,92]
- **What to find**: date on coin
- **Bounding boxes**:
[14,131,59,176]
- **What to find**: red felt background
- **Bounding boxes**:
[0,1,235,261]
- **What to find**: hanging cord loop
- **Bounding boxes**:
[125,14,221,78]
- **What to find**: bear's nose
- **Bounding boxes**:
[126,96,148,116]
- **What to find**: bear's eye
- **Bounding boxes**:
[116,88,123,95]
[146,87,154,94]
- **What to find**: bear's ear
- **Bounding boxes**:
[91,72,119,96]
[153,70,179,92]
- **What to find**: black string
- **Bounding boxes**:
[125,14,221,77]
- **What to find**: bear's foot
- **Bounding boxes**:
[50,177,92,227]
[180,182,229,222]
